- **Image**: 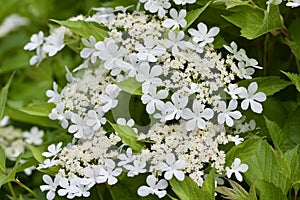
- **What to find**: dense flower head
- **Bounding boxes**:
[31,1,268,199]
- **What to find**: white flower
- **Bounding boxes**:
[286,0,300,8]
[24,31,44,51]
[136,63,163,93]
[157,153,185,181]
[29,47,46,66]
[225,158,248,182]
[46,82,61,104]
[137,175,168,198]
[58,177,81,199]
[235,61,255,79]
[43,32,65,57]
[49,103,72,129]
[188,22,219,46]
[85,7,115,24]
[163,31,193,54]
[217,100,242,127]
[124,160,147,177]
[37,158,57,169]
[162,9,187,30]
[118,148,136,166]
[140,0,171,18]
[182,101,214,131]
[23,126,44,145]
[0,14,28,38]
[224,84,242,99]
[96,159,122,185]
[0,116,9,127]
[42,142,63,158]
[173,0,196,5]
[68,114,93,139]
[40,174,60,200]
[142,87,168,114]
[229,135,244,146]
[164,92,188,120]
[80,36,98,63]
[84,165,103,188]
[99,84,121,112]
[238,82,266,114]
[117,118,138,133]
[135,37,166,62]
[85,109,106,131]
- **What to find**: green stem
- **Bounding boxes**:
[294,190,298,200]
[14,178,41,200]
[8,182,17,200]
[263,34,269,76]
[96,185,105,200]
[296,58,300,74]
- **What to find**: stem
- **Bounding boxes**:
[294,190,298,200]
[96,185,105,200]
[263,34,269,76]
[280,29,293,41]
[8,182,17,200]
[296,58,300,74]
[14,178,41,200]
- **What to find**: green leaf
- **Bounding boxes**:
[281,71,300,93]
[51,19,108,41]
[284,39,300,60]
[183,2,210,31]
[5,106,59,128]
[216,180,249,200]
[0,154,21,188]
[254,180,287,200]
[284,145,300,193]
[227,138,291,196]
[170,170,215,200]
[0,72,15,119]
[264,116,284,151]
[0,147,6,173]
[116,78,142,95]
[109,122,145,152]
[223,5,285,39]
[27,145,44,163]
[283,107,300,150]
[18,103,54,117]
[237,76,292,96]
[215,0,249,9]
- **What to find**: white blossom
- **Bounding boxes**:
[42,142,63,158]
[0,14,28,38]
[85,109,106,131]
[162,9,187,30]
[172,0,196,5]
[96,159,122,185]
[163,31,193,54]
[24,31,44,51]
[46,82,61,104]
[58,177,81,199]
[0,116,9,127]
[48,103,72,129]
[164,92,188,120]
[118,148,136,166]
[135,37,166,62]
[286,0,300,7]
[238,82,266,114]
[40,175,61,200]
[217,100,242,127]
[188,22,219,47]
[80,36,98,63]
[225,158,248,182]
[37,158,57,169]
[124,160,147,177]
[99,84,121,112]
[136,63,163,93]
[157,153,185,181]
[23,126,44,145]
[68,114,93,139]
[137,175,168,198]
[182,101,214,131]
[140,0,171,18]
[224,84,242,99]
[141,87,168,114]
[43,31,65,56]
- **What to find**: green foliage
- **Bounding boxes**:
[51,20,108,41]
[183,1,210,31]
[0,147,6,173]
[116,78,143,95]
[170,169,215,200]
[0,72,15,118]
[216,180,256,200]
[282,71,300,93]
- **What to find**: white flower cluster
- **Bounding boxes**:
[0,116,44,175]
[31,1,267,199]
[0,14,28,38]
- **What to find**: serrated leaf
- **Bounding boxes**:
[264,116,284,151]
[223,5,285,39]
[18,103,55,117]
[116,78,142,95]
[0,72,15,119]
[283,107,300,149]
[51,19,108,41]
[183,2,210,31]
[284,145,300,193]
[281,71,300,93]
[215,0,249,9]
[0,147,6,173]
[238,76,292,96]
[109,122,145,152]
[216,180,249,200]
[170,169,214,200]
[254,180,287,200]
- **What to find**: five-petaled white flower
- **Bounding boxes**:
[49,103,73,129]
[225,158,248,182]
[162,9,187,30]
[46,82,61,104]
[96,159,122,185]
[42,142,63,158]
[43,32,65,57]
[140,0,171,18]
[80,36,98,63]
[182,101,214,131]
[58,177,81,199]
[217,100,242,127]
[99,84,121,112]
[23,126,44,145]
[136,63,163,93]
[164,92,188,120]
[137,175,168,198]
[238,82,266,114]
[157,153,185,181]
[68,114,93,139]
[135,37,166,62]
[85,109,106,131]
[163,31,193,54]
[124,160,147,177]
[224,84,242,99]
[40,174,61,200]
[188,22,219,47]
[118,148,136,166]
[24,31,44,51]
[141,87,168,114]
